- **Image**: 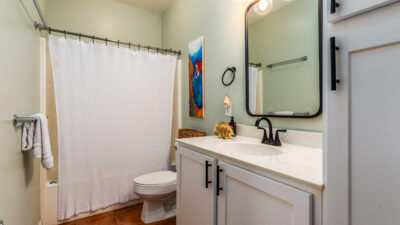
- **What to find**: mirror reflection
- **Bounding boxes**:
[247,0,321,117]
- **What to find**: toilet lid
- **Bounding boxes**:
[134,171,176,186]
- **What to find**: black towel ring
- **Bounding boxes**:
[222,67,236,86]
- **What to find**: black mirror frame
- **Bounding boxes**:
[245,0,323,119]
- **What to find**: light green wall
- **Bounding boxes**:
[0,0,43,224]
[249,0,320,115]
[46,0,162,47]
[162,0,322,135]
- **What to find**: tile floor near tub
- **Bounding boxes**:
[61,204,176,225]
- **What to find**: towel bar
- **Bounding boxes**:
[266,56,308,69]
[13,115,38,126]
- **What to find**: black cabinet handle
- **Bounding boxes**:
[330,37,340,91]
[330,0,340,14]
[205,160,212,189]
[216,166,223,196]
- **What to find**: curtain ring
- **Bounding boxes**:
[79,33,81,41]
[48,27,51,35]
[147,46,150,53]
[156,48,159,53]
[138,44,141,51]
[92,35,95,44]
[128,42,131,50]
[63,30,66,39]
[117,40,120,48]
[105,38,108,46]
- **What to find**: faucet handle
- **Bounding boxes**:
[257,126,268,144]
[274,129,287,146]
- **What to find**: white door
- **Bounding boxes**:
[326,18,400,225]
[176,146,216,225]
[328,0,399,22]
[217,162,312,225]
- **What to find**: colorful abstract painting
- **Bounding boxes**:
[188,36,205,118]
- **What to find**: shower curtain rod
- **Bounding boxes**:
[34,23,181,55]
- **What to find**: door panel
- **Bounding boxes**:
[328,0,398,22]
[176,147,216,225]
[326,18,400,225]
[351,40,400,225]
[217,162,312,225]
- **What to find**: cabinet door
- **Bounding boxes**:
[326,19,400,225]
[176,146,216,225]
[217,162,312,225]
[328,0,398,22]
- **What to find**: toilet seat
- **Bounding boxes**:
[134,171,177,195]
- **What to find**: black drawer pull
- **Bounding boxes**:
[331,0,340,14]
[330,37,340,91]
[205,161,212,189]
[216,166,223,196]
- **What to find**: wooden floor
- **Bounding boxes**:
[61,204,176,225]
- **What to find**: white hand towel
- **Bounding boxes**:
[21,122,34,151]
[33,114,54,169]
[33,117,42,158]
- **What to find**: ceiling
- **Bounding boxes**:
[113,0,176,12]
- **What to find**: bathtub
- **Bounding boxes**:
[40,168,142,225]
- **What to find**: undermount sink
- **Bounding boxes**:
[217,142,283,156]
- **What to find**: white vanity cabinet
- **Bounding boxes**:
[217,162,312,225]
[327,0,398,22]
[176,146,314,225]
[176,146,217,225]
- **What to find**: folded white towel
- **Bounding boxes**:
[274,111,295,116]
[33,114,54,170]
[21,122,34,151]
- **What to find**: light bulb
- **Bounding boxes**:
[254,0,273,16]
[259,0,267,10]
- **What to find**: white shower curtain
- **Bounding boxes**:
[249,66,259,113]
[48,35,177,220]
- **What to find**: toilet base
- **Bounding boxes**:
[140,194,176,224]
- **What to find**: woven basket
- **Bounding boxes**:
[178,129,206,138]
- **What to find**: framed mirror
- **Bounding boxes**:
[245,0,322,118]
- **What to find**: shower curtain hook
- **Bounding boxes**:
[156,48,159,54]
[147,46,150,53]
[128,42,131,50]
[64,30,66,39]
[105,38,108,46]
[48,27,51,35]
[79,33,81,41]
[138,44,141,51]
[117,40,120,48]
[92,35,95,44]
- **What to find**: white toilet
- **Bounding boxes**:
[134,171,177,224]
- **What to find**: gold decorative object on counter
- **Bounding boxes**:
[213,122,235,139]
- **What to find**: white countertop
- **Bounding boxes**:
[176,135,323,190]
